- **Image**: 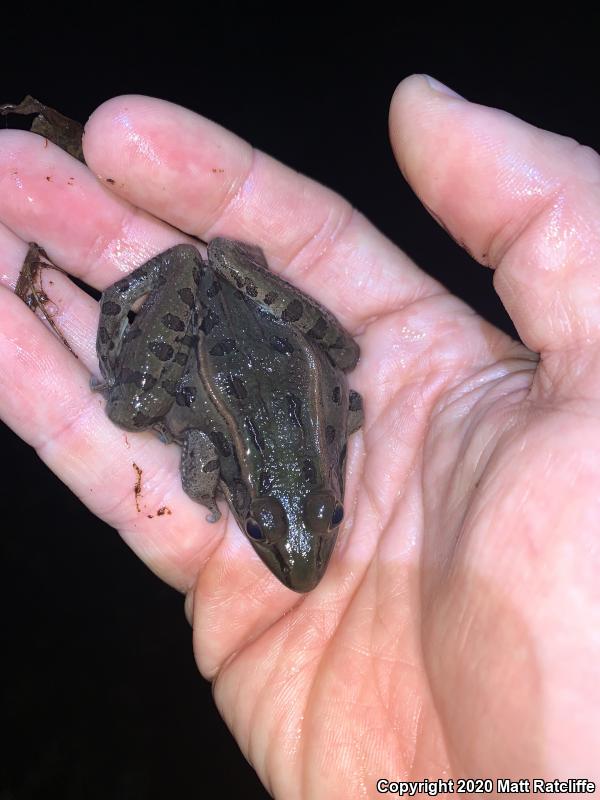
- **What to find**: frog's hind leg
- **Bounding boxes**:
[180,429,222,522]
[208,238,360,371]
[96,244,202,390]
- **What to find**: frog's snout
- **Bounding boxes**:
[250,527,339,593]
[244,493,342,592]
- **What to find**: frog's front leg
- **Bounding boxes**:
[207,238,360,371]
[180,430,222,522]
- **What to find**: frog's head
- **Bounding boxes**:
[243,490,344,592]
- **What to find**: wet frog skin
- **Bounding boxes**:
[96,239,362,592]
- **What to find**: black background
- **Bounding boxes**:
[2,13,598,800]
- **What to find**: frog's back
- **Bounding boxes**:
[193,282,349,589]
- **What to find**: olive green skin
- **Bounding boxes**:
[96,239,362,592]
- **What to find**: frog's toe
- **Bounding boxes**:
[152,422,175,444]
[89,375,108,394]
[204,504,221,524]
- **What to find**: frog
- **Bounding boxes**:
[95,238,362,592]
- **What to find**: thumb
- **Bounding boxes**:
[390,75,600,383]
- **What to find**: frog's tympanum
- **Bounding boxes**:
[95,239,362,592]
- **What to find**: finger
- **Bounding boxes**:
[0,129,188,290]
[0,225,324,599]
[0,253,224,592]
[82,94,440,328]
[0,224,100,371]
[0,126,360,603]
[390,75,600,366]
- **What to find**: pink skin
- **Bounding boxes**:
[1,74,599,796]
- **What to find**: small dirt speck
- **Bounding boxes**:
[133,462,143,512]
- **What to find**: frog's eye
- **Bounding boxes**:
[247,498,288,543]
[331,502,344,528]
[304,491,341,534]
[246,520,264,540]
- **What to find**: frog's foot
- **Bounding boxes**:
[152,422,175,445]
[180,429,222,522]
[347,389,363,434]
[205,506,222,524]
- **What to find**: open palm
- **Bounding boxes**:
[1,76,598,798]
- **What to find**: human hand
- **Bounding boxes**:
[1,75,597,797]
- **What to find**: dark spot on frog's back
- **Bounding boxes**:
[192,264,204,285]
[282,299,303,323]
[101,300,121,316]
[264,291,278,306]
[245,281,258,298]
[209,430,232,457]
[160,379,178,397]
[98,326,109,345]
[202,459,219,473]
[326,425,336,444]
[176,386,196,407]
[149,340,175,362]
[200,310,221,334]
[161,312,185,332]
[332,386,341,404]
[140,373,158,391]
[308,316,328,340]
[209,338,237,357]
[227,376,248,400]
[178,334,196,349]
[178,287,195,308]
[270,335,294,355]
[331,333,350,356]
[174,351,188,366]
[349,390,362,412]
[116,276,133,292]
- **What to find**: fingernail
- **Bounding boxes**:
[423,75,464,100]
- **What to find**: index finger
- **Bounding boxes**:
[81,94,438,327]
